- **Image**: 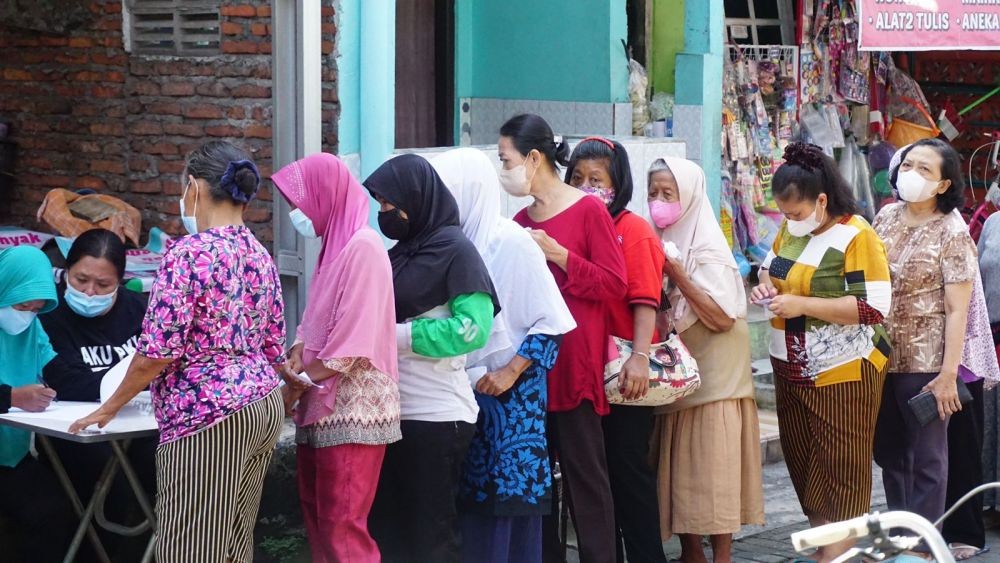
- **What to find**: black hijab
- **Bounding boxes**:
[363,154,500,322]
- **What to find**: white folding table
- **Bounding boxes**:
[0,402,158,563]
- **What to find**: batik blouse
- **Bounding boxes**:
[137,225,286,443]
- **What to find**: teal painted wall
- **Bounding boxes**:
[650,0,685,94]
[608,0,629,103]
[336,0,395,233]
[457,0,627,103]
[336,0,360,156]
[674,0,724,213]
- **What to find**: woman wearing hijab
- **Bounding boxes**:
[429,148,576,563]
[272,153,400,563]
[648,157,764,563]
[364,153,500,563]
[0,245,75,562]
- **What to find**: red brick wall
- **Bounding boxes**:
[0,0,339,246]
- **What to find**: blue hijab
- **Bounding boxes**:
[0,246,58,467]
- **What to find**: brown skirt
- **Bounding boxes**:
[774,359,885,523]
[650,398,765,537]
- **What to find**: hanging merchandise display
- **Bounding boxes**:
[720,0,997,273]
[721,44,799,266]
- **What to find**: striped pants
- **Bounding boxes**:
[155,389,284,563]
[775,361,885,523]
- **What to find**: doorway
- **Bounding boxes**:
[395,0,455,149]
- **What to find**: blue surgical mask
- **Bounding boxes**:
[289,208,318,239]
[180,180,199,235]
[65,282,117,318]
[0,306,36,335]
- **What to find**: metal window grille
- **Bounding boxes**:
[128,0,221,56]
[725,0,795,45]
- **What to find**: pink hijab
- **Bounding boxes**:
[271,153,397,426]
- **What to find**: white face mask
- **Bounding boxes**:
[0,306,36,335]
[896,169,942,203]
[179,179,199,235]
[498,154,536,197]
[289,208,318,239]
[786,203,826,237]
[987,181,1000,207]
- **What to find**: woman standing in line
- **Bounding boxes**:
[272,153,400,563]
[430,147,576,563]
[501,114,628,563]
[71,141,297,563]
[564,137,668,563]
[871,139,978,547]
[364,154,499,563]
[649,157,764,563]
[751,143,892,563]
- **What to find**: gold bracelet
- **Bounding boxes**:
[632,351,650,360]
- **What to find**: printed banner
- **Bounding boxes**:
[0,228,55,250]
[55,227,172,274]
[858,0,1000,51]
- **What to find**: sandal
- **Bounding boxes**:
[949,543,990,561]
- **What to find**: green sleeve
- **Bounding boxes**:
[410,292,494,358]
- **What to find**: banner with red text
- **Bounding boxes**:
[858,0,1000,51]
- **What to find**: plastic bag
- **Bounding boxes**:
[649,92,674,122]
[629,58,650,135]
[839,137,876,223]
[37,188,141,246]
[800,104,842,153]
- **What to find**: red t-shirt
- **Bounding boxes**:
[515,196,627,415]
[607,211,666,342]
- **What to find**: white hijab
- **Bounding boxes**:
[654,157,746,332]
[429,148,576,370]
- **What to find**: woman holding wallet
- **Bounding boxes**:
[872,138,977,529]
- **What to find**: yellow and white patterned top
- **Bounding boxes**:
[762,215,892,386]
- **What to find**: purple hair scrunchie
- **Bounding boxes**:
[220,159,261,203]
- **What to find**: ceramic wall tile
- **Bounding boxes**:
[613,103,633,136]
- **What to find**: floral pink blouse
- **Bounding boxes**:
[137,225,286,443]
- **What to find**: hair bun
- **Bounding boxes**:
[783,142,824,171]
[221,160,260,203]
[553,135,570,166]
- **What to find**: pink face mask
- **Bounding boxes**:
[649,199,682,228]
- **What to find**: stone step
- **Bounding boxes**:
[752,358,776,413]
[758,408,783,465]
[747,302,771,362]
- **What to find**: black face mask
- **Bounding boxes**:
[378,208,411,240]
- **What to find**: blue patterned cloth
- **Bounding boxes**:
[459,334,560,516]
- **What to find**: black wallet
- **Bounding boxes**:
[907,378,974,427]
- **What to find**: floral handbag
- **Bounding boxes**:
[604,335,701,407]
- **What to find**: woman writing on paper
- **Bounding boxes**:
[0,245,75,562]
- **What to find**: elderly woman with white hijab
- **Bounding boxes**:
[429,148,576,563]
[647,157,764,563]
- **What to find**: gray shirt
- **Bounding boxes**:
[979,213,1000,323]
